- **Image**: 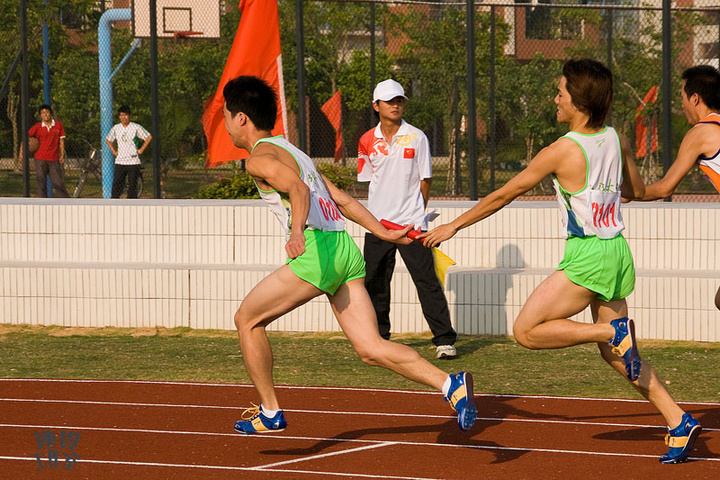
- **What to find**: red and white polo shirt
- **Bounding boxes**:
[358,120,432,229]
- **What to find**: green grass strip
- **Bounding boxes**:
[0,324,718,402]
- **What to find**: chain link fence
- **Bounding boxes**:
[1,0,719,200]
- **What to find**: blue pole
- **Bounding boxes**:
[43,0,52,197]
[98,8,131,198]
[111,39,142,80]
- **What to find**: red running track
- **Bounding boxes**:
[0,379,717,479]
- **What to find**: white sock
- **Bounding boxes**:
[260,405,280,417]
[441,376,452,396]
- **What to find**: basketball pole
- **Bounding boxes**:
[98,8,132,198]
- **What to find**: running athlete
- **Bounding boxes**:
[637,65,720,311]
[222,76,476,435]
[420,59,701,463]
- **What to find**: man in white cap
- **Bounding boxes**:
[358,79,458,358]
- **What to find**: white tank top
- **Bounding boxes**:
[553,126,625,239]
[253,136,345,235]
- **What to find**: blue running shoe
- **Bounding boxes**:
[444,371,477,431]
[660,413,702,464]
[234,404,287,434]
[609,317,642,381]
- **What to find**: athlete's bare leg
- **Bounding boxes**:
[234,265,323,411]
[591,300,686,428]
[511,270,686,429]
[329,278,448,390]
[715,285,720,311]
[513,271,615,349]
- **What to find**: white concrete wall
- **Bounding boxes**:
[1,198,718,341]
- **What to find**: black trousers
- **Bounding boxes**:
[364,232,456,346]
[34,159,69,198]
[112,164,141,199]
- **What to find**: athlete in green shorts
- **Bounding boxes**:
[421,59,701,464]
[221,75,477,436]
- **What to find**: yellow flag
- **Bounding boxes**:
[433,248,456,289]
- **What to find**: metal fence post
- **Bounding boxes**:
[369,1,376,127]
[150,0,161,198]
[43,0,53,197]
[489,6,496,192]
[296,0,307,152]
[661,0,672,188]
[606,8,613,72]
[20,0,30,197]
[466,0,477,200]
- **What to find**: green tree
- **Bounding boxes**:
[495,54,565,166]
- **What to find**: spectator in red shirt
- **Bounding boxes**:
[23,104,69,197]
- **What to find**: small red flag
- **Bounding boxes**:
[321,90,343,162]
[202,0,287,168]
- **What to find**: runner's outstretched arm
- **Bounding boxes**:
[420,142,565,248]
[641,126,706,200]
[322,174,412,244]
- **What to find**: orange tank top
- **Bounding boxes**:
[696,113,720,193]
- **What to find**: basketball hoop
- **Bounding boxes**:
[173,31,203,40]
[132,1,221,40]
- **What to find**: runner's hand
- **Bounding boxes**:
[418,223,457,248]
[377,224,413,245]
[285,231,306,259]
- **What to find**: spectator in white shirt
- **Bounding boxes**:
[105,105,152,198]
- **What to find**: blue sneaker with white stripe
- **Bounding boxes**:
[444,371,477,431]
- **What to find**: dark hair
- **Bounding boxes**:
[223,76,277,131]
[118,105,132,115]
[562,59,613,129]
[38,104,52,114]
[682,65,720,110]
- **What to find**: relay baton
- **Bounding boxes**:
[380,219,423,242]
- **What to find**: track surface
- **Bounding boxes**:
[0,379,717,479]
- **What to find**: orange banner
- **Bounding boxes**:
[321,91,343,162]
[635,85,658,158]
[202,0,286,168]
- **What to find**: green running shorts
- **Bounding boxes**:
[557,234,635,302]
[287,229,366,295]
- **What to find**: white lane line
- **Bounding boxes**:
[1,398,718,432]
[253,441,397,470]
[0,397,240,410]
[1,423,718,463]
[0,456,436,480]
[0,378,716,406]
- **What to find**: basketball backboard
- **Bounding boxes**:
[132,0,221,39]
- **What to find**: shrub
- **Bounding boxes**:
[317,162,356,191]
[194,172,260,199]
[193,162,356,199]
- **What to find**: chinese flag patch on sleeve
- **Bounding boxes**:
[403,148,415,159]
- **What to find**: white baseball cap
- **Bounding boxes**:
[372,79,407,103]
